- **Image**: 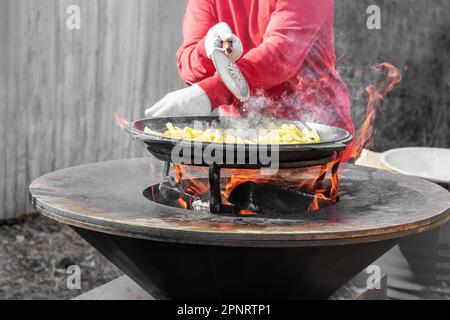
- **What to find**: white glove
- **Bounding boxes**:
[144,84,212,117]
[205,22,243,62]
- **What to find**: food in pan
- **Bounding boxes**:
[144,122,321,144]
[257,124,321,144]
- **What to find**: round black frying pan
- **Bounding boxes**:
[125,116,352,168]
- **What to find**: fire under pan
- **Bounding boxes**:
[125,116,352,215]
[29,158,450,299]
[145,159,340,216]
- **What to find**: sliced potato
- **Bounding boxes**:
[144,122,321,144]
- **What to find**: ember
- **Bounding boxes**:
[177,198,188,210]
[239,210,258,216]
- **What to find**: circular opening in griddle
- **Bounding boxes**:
[143,177,338,217]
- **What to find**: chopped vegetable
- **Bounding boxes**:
[143,122,321,144]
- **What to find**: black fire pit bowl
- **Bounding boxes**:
[29,159,450,300]
[73,227,396,300]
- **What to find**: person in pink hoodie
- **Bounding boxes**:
[145,0,354,136]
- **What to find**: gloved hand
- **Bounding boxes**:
[205,22,243,62]
[144,84,212,117]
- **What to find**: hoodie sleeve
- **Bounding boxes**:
[176,0,217,84]
[198,0,333,108]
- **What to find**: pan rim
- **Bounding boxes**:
[125,116,353,149]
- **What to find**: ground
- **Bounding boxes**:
[0,214,123,300]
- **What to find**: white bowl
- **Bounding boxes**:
[381,147,450,184]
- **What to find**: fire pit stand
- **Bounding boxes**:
[29,158,450,299]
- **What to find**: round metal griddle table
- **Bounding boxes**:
[29,158,450,299]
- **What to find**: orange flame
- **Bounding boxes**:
[172,164,339,213]
[177,198,188,209]
[349,63,403,159]
[239,210,257,215]
[114,112,130,129]
[308,63,402,210]
[174,165,209,194]
[308,152,341,211]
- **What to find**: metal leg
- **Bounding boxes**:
[163,162,171,178]
[208,164,236,215]
[209,164,221,214]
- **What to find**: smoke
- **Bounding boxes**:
[238,64,354,136]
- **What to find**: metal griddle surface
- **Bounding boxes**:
[29,158,450,247]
